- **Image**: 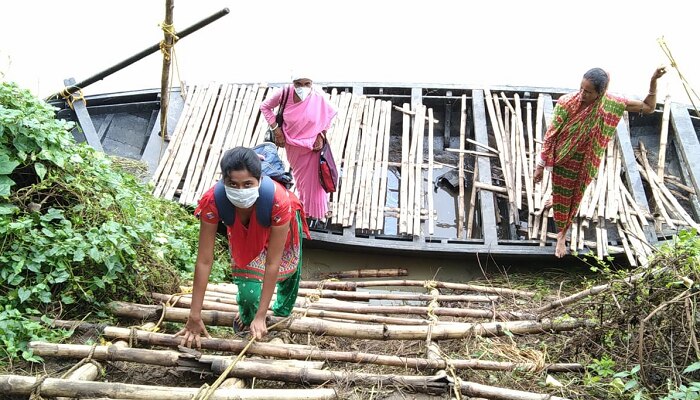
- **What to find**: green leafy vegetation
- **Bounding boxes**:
[0,82,229,365]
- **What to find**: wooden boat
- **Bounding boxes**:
[49,82,700,263]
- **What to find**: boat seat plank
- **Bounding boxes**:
[670,102,700,219]
[472,90,498,245]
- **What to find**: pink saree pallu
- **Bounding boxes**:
[285,144,329,219]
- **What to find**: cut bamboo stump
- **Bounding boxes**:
[0,375,338,400]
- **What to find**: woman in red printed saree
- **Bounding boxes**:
[533,67,666,258]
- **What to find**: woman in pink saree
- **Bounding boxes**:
[260,74,337,220]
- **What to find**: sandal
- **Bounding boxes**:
[233,315,249,336]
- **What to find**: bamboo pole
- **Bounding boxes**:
[413,105,426,236]
[0,375,337,400]
[369,100,386,231]
[159,0,174,144]
[399,102,410,234]
[337,279,538,298]
[427,108,435,235]
[459,381,571,400]
[377,100,392,232]
[320,268,408,279]
[119,298,536,323]
[108,302,587,340]
[160,287,499,306]
[47,322,583,373]
[637,142,676,228]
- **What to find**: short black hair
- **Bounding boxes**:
[220,147,262,180]
[583,68,609,94]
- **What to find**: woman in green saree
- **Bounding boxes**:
[533,67,667,258]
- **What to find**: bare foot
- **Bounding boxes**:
[555,234,567,258]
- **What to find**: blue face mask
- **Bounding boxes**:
[224,186,259,208]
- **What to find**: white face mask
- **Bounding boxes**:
[295,86,312,101]
[224,186,259,208]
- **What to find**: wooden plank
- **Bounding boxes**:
[64,78,103,152]
[670,102,700,207]
[352,98,374,228]
[616,115,657,243]
[427,108,435,236]
[457,95,467,238]
[657,95,672,179]
[673,138,700,219]
[471,90,498,245]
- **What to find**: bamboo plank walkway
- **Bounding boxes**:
[151,83,434,236]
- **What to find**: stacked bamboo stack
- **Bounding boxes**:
[152,83,276,204]
[11,275,592,399]
[480,91,699,265]
[150,83,438,235]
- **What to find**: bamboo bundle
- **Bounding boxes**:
[0,375,337,400]
[108,301,587,340]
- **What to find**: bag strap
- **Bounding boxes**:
[276,85,289,127]
[213,176,276,227]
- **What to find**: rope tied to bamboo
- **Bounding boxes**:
[60,86,86,110]
[28,374,48,400]
[192,315,295,400]
[59,342,103,379]
[158,22,179,61]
